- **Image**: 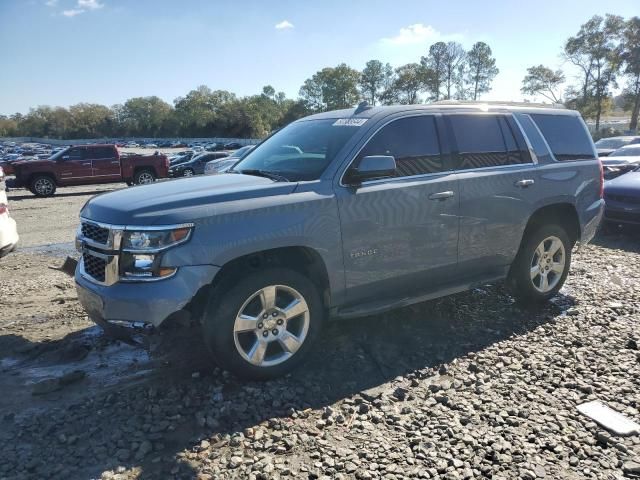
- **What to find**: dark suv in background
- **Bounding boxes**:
[75,102,603,379]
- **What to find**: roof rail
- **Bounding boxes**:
[433,100,566,109]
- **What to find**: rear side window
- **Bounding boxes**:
[357,115,443,177]
[90,147,115,159]
[530,114,595,161]
[448,114,526,169]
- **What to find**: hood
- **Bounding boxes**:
[81,173,297,225]
[605,171,640,197]
[13,159,50,167]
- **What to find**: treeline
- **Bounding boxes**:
[0,38,499,140]
[2,13,637,139]
[521,15,640,131]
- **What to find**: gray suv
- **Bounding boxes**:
[75,103,604,379]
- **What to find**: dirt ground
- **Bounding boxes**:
[1,182,639,480]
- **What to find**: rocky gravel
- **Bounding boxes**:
[1,187,639,479]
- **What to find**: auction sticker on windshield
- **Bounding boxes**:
[333,118,367,127]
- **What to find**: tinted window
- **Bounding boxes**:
[357,115,443,177]
[449,114,525,169]
[530,114,595,161]
[514,113,550,158]
[65,148,85,160]
[90,147,115,159]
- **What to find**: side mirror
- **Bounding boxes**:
[346,155,396,184]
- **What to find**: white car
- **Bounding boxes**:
[192,146,204,153]
[0,166,19,258]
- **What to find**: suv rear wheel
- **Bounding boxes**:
[203,268,323,380]
[509,224,572,304]
[30,175,56,197]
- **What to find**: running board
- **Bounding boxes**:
[334,273,507,320]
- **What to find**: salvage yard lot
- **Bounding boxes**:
[1,185,640,480]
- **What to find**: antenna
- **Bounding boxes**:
[354,101,372,114]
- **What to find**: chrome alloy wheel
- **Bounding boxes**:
[137,172,155,184]
[34,178,54,195]
[233,285,310,367]
[530,235,566,293]
[182,169,194,177]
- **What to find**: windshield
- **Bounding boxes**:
[49,147,70,160]
[611,146,640,157]
[232,119,362,181]
[596,138,629,149]
[230,145,253,158]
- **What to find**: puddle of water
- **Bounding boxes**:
[20,340,151,387]
[18,242,77,258]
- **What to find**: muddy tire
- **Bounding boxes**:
[508,224,572,304]
[30,175,57,197]
[202,268,323,380]
[134,169,156,185]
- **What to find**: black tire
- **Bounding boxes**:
[508,223,572,304]
[182,168,195,177]
[134,169,156,185]
[202,268,324,380]
[29,175,57,197]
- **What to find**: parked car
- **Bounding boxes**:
[205,143,226,152]
[75,103,603,379]
[595,136,640,157]
[0,166,19,258]
[124,142,140,148]
[11,145,169,196]
[204,145,255,175]
[169,152,194,165]
[168,152,229,177]
[223,142,243,150]
[601,144,640,180]
[603,165,640,226]
[146,143,158,149]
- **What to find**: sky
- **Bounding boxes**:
[0,0,638,115]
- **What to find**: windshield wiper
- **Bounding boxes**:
[237,169,290,182]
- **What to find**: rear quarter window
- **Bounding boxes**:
[530,114,595,161]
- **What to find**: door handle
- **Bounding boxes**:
[111,161,120,164]
[82,162,92,166]
[515,179,535,188]
[429,191,455,200]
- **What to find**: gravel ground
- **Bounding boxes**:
[1,184,639,479]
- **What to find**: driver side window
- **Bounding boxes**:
[65,148,85,161]
[356,115,444,177]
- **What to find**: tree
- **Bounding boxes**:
[120,96,173,137]
[521,65,566,103]
[421,42,448,101]
[564,14,625,131]
[299,64,361,111]
[621,16,640,131]
[385,63,426,105]
[465,42,499,100]
[261,85,276,99]
[359,60,394,105]
[442,42,466,100]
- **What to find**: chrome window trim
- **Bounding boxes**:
[339,113,449,188]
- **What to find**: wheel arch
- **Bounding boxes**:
[188,246,332,324]
[520,203,581,249]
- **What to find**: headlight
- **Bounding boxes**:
[122,226,193,251]
[119,225,194,281]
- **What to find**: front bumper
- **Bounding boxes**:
[75,262,219,328]
[605,207,640,225]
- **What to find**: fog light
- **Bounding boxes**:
[120,253,176,281]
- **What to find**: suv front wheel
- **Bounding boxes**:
[508,224,572,304]
[203,268,323,380]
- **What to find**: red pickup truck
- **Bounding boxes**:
[11,145,170,197]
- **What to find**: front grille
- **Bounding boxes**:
[605,193,640,205]
[83,252,106,282]
[81,222,110,245]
